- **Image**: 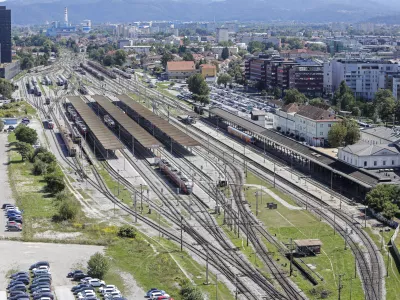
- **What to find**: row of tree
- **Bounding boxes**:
[366,185,400,220]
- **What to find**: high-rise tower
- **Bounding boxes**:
[0,6,11,63]
[64,7,68,26]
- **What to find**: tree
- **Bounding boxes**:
[32,160,48,175]
[118,225,137,238]
[87,252,110,279]
[182,52,194,61]
[343,119,360,145]
[0,78,16,99]
[273,87,282,99]
[366,185,400,219]
[56,199,78,221]
[180,281,203,300]
[327,123,347,147]
[114,50,127,66]
[221,47,230,60]
[15,125,38,145]
[44,173,65,194]
[283,89,307,105]
[102,55,114,66]
[161,52,174,68]
[0,119,4,131]
[247,41,266,53]
[374,89,396,122]
[186,74,210,105]
[36,151,56,164]
[15,142,34,161]
[217,74,232,88]
[333,81,355,110]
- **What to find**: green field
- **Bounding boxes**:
[244,172,364,300]
[0,101,36,118]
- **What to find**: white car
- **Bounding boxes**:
[78,290,95,299]
[33,269,51,276]
[150,291,164,299]
[80,277,93,283]
[99,285,117,293]
[101,287,119,295]
[87,278,105,287]
[104,291,121,299]
[33,265,49,272]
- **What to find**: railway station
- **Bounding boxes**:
[116,94,201,150]
[66,96,124,158]
[92,95,162,156]
[208,107,385,200]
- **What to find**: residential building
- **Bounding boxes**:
[166,61,197,80]
[273,103,340,146]
[280,49,329,60]
[385,74,400,101]
[337,143,400,169]
[0,60,20,80]
[122,45,151,54]
[323,58,399,100]
[216,28,229,43]
[200,64,217,78]
[211,46,238,57]
[360,127,400,145]
[294,65,324,97]
[0,6,12,63]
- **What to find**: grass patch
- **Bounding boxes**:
[103,266,126,295]
[98,166,132,205]
[364,227,400,300]
[244,172,364,300]
[107,235,234,300]
[77,188,91,199]
[0,100,36,118]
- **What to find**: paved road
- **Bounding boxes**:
[0,240,103,290]
[0,133,20,238]
[54,286,75,300]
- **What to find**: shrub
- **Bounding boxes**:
[37,152,56,164]
[15,141,34,161]
[15,125,38,144]
[32,160,48,175]
[44,173,66,194]
[180,281,203,300]
[56,199,78,221]
[117,225,136,238]
[87,252,109,279]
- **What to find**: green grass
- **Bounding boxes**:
[98,166,132,205]
[364,227,400,300]
[13,70,28,81]
[8,133,58,239]
[107,235,234,300]
[0,101,36,118]
[244,172,364,300]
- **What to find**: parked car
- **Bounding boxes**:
[32,288,51,295]
[77,290,96,300]
[71,284,91,292]
[30,284,51,292]
[32,292,54,300]
[146,288,160,297]
[8,284,27,292]
[10,271,28,279]
[67,270,83,278]
[100,287,118,295]
[30,261,50,270]
[73,286,94,295]
[2,203,14,209]
[8,125,15,131]
[99,285,117,293]
[7,224,22,232]
[9,277,29,285]
[73,272,88,281]
[8,215,23,223]
[86,278,105,287]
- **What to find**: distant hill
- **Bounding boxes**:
[4,0,400,25]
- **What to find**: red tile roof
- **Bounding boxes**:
[167,61,195,71]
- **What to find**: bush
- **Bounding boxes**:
[30,147,49,162]
[15,125,38,144]
[87,252,109,279]
[44,173,66,194]
[180,281,203,300]
[15,141,34,161]
[32,160,48,175]
[117,225,136,238]
[56,199,78,221]
[37,152,56,164]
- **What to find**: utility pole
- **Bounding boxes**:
[216,274,218,300]
[290,238,293,276]
[338,274,344,300]
[158,212,161,241]
[140,184,143,213]
[333,211,336,235]
[134,192,137,223]
[205,246,209,285]
[234,274,238,300]
[364,205,368,228]
[117,169,120,196]
[180,216,183,252]
[354,256,357,278]
[256,192,259,217]
[273,163,276,188]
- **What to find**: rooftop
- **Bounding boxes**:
[200,64,216,69]
[362,126,400,143]
[167,61,195,72]
[294,239,323,247]
[341,143,400,156]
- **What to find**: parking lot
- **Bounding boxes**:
[0,133,20,238]
[0,240,103,295]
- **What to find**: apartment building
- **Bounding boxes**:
[323,58,399,100]
[216,28,229,43]
[273,103,339,146]
[166,61,197,80]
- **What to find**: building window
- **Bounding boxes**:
[320,124,324,127]
[392,160,395,165]
[320,132,323,135]
[328,124,332,127]
[383,161,386,166]
[374,161,377,166]
[364,161,367,167]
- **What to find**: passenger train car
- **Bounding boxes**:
[159,159,193,194]
[227,126,256,144]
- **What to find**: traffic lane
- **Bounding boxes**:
[54,286,75,300]
[0,133,21,238]
[0,240,104,290]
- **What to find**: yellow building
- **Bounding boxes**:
[200,64,217,78]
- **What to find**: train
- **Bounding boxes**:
[33,86,42,97]
[88,61,117,79]
[227,126,256,144]
[46,117,54,129]
[159,159,193,194]
[43,76,52,86]
[80,63,105,81]
[78,85,89,95]
[31,78,38,86]
[56,76,64,86]
[112,67,132,79]
[71,126,82,144]
[104,114,115,128]
[45,97,51,105]
[27,82,34,94]
[60,75,68,85]
[59,125,77,157]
